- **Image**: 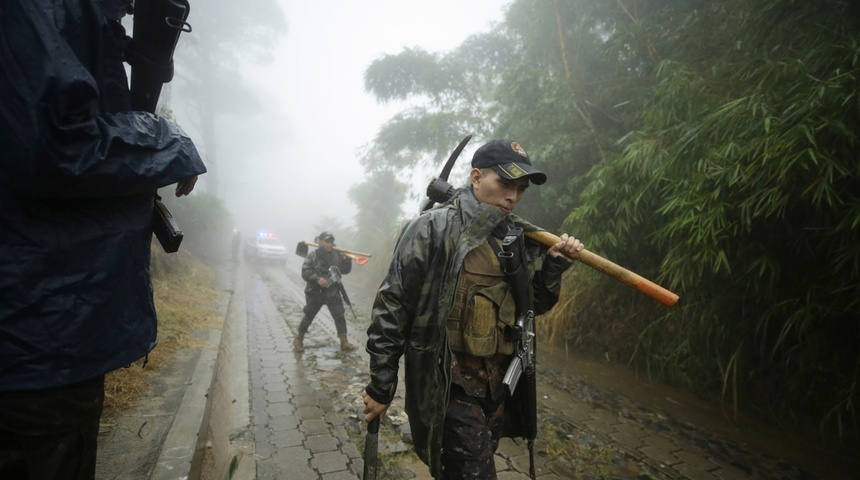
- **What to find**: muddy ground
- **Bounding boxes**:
[95,260,859,479]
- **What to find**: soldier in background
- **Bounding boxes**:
[293,231,358,352]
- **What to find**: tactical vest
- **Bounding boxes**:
[446,240,516,357]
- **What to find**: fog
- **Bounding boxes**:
[166,0,509,249]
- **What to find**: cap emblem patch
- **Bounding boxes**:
[510,142,528,158]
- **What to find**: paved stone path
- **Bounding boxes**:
[93,258,855,479]
[244,265,365,479]
[240,261,856,480]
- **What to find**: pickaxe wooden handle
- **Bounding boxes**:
[342,253,369,266]
[525,231,679,307]
[295,242,372,266]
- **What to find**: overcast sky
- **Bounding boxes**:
[205,0,510,245]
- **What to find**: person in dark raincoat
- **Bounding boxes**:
[0,0,206,478]
[361,140,584,479]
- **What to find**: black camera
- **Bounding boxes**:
[152,197,183,253]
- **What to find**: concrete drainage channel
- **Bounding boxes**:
[149,263,254,480]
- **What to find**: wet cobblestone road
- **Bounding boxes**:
[244,261,858,479]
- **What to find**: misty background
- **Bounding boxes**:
[162,0,509,246]
[141,0,860,444]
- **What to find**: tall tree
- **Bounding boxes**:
[362,31,518,196]
[347,167,408,281]
[360,0,860,439]
[172,0,286,195]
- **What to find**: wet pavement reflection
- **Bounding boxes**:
[245,260,858,479]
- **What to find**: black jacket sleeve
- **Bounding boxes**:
[533,253,574,315]
[0,0,206,198]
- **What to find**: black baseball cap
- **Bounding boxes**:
[471,140,547,185]
[319,231,335,242]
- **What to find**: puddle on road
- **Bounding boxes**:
[537,345,859,479]
[253,260,858,478]
[317,358,344,367]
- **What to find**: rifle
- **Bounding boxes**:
[127,0,192,113]
[125,0,193,252]
[152,193,183,252]
[498,227,538,480]
[328,266,358,321]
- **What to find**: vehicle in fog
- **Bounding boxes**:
[244,232,289,265]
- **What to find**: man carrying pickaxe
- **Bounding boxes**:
[293,231,361,352]
[360,137,678,479]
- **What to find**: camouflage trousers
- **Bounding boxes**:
[298,289,347,335]
[439,389,505,479]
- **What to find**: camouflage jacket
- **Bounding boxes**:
[301,247,352,298]
[365,188,571,476]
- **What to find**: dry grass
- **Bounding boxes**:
[538,268,601,359]
[102,246,222,416]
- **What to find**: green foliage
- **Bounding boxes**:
[360,0,860,441]
[364,48,454,104]
[568,0,860,438]
[171,0,286,192]
[310,216,352,241]
[159,190,232,264]
[362,38,514,182]
[347,170,408,283]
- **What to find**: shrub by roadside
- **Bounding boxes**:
[102,244,221,417]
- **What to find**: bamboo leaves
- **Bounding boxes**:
[355,0,860,440]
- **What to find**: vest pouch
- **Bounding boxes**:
[463,282,515,357]
[448,241,517,356]
[462,293,497,357]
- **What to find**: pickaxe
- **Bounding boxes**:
[295,241,372,266]
[425,135,679,308]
